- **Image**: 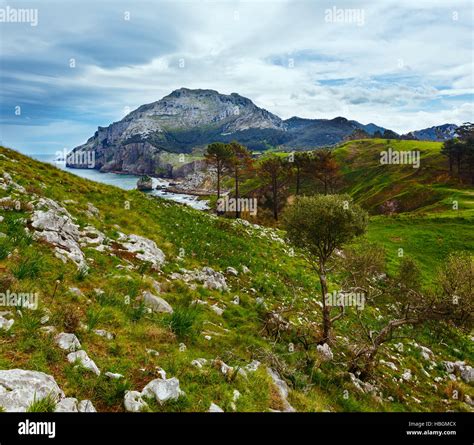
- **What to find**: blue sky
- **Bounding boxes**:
[0,0,473,154]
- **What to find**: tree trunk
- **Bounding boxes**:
[235,168,240,219]
[296,167,301,195]
[272,175,278,220]
[318,264,331,344]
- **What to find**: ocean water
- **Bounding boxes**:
[29,154,209,210]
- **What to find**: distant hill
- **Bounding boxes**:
[403,124,458,141]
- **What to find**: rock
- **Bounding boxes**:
[146,348,159,356]
[124,391,148,412]
[0,314,14,331]
[118,233,165,270]
[380,360,398,371]
[55,333,81,352]
[78,399,96,412]
[210,304,224,316]
[31,198,88,269]
[267,368,295,412]
[226,267,238,276]
[418,345,434,361]
[142,291,173,313]
[245,360,261,372]
[317,343,333,362]
[105,372,124,380]
[137,176,153,191]
[141,377,184,404]
[55,397,79,412]
[191,358,208,368]
[171,267,228,291]
[242,266,250,274]
[0,369,65,412]
[394,343,404,353]
[94,329,114,340]
[465,395,474,406]
[86,202,100,217]
[67,350,100,376]
[401,370,412,381]
[208,402,224,412]
[460,366,473,383]
[68,287,83,297]
[40,326,57,335]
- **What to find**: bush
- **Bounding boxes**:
[163,306,201,339]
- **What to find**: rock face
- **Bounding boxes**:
[0,370,64,412]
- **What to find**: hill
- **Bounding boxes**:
[0,145,472,413]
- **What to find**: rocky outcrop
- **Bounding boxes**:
[137,176,153,191]
[170,267,228,291]
[0,370,64,412]
[117,233,165,270]
[267,368,295,412]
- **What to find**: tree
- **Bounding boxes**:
[309,149,341,195]
[346,253,474,377]
[259,155,290,220]
[204,142,232,202]
[225,142,253,218]
[457,122,474,184]
[441,139,458,174]
[282,195,368,344]
[291,152,311,195]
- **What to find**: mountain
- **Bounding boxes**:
[404,124,458,141]
[67,88,392,175]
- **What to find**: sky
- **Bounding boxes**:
[0,0,473,154]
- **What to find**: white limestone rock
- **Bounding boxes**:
[67,350,100,376]
[0,369,65,412]
[55,333,81,352]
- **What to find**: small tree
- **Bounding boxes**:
[259,154,290,220]
[226,142,253,218]
[205,142,232,201]
[309,149,341,195]
[291,152,311,195]
[282,194,368,343]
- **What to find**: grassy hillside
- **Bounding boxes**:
[0,145,472,413]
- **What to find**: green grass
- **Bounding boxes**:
[0,144,472,413]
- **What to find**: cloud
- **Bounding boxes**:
[0,0,472,153]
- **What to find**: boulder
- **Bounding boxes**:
[137,176,153,191]
[0,369,64,412]
[208,402,224,412]
[118,233,165,270]
[55,397,79,412]
[55,333,81,352]
[78,399,97,412]
[67,350,100,376]
[141,377,184,404]
[124,391,148,412]
[142,291,173,313]
[226,267,238,276]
